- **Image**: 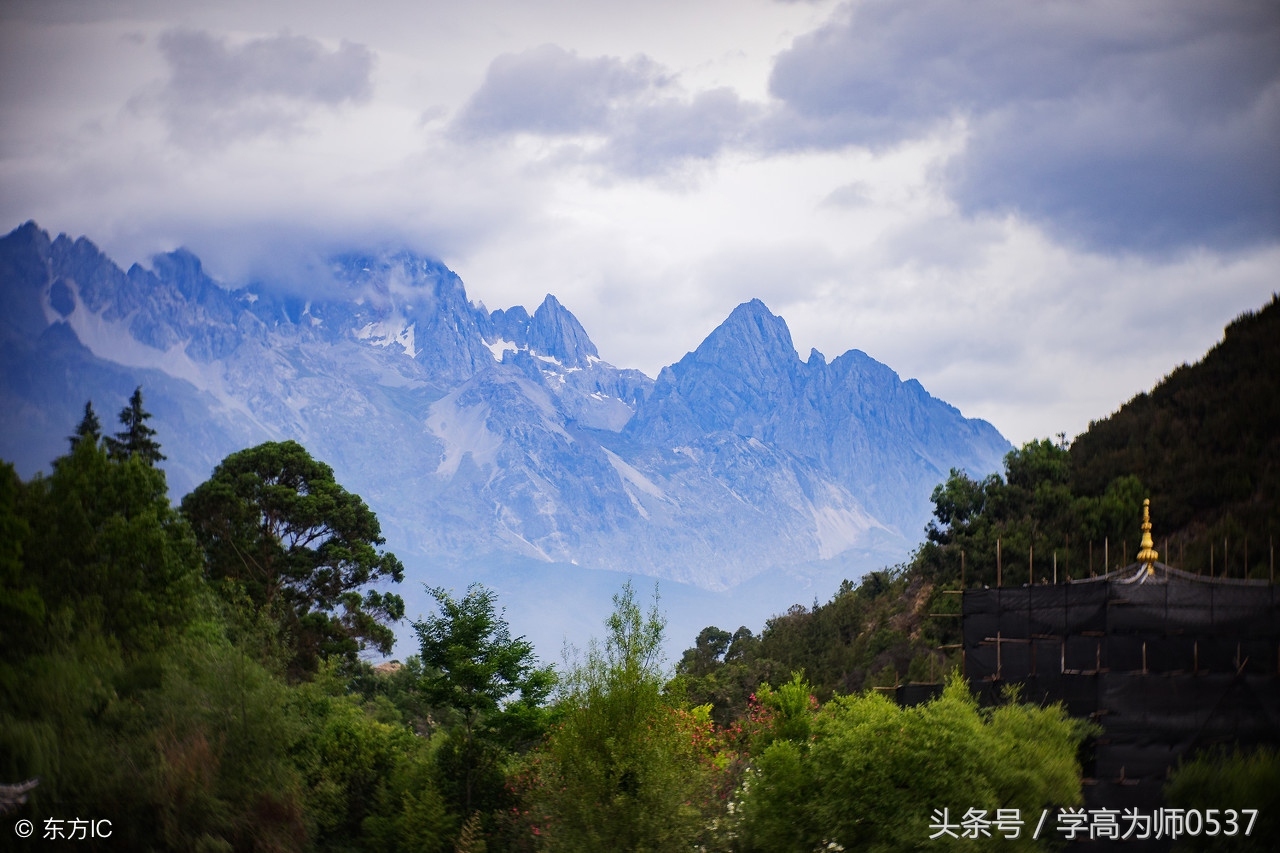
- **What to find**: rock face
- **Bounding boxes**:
[0,222,1011,591]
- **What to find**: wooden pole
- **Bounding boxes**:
[997,538,1002,588]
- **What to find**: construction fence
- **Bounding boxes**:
[961,563,1279,830]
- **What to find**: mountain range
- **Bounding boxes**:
[0,221,1010,652]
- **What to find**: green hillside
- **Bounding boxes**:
[676,293,1280,710]
[1071,293,1279,574]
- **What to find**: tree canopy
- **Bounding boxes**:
[181,440,405,674]
[738,675,1091,852]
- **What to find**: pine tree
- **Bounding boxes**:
[105,386,165,464]
[67,400,102,451]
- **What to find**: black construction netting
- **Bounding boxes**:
[957,567,1280,813]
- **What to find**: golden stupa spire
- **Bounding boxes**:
[1137,498,1159,572]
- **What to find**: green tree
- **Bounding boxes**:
[737,675,1091,852]
[672,624,782,726]
[415,583,554,818]
[19,431,202,654]
[290,665,453,852]
[920,439,1146,589]
[142,627,309,852]
[67,400,102,451]
[104,386,165,464]
[678,626,732,678]
[181,440,405,675]
[531,581,712,852]
[0,462,42,680]
[751,671,817,747]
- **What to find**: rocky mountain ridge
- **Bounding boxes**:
[1,221,1010,594]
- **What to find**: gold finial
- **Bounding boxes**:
[1137,498,1159,572]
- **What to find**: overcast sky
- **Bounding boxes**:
[2,0,1277,445]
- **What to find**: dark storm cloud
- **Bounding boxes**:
[765,0,1280,253]
[597,87,759,176]
[454,44,756,177]
[155,29,374,146]
[454,44,668,137]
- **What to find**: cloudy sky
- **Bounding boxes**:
[2,0,1277,445]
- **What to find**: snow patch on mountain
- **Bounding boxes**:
[486,337,518,361]
[602,447,667,502]
[425,392,502,477]
[354,316,418,357]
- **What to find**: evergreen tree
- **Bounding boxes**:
[105,386,165,464]
[67,401,101,451]
[0,463,42,672]
[19,434,202,654]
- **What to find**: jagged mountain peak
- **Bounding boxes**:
[696,298,797,364]
[150,246,205,280]
[528,294,599,367]
[489,294,600,368]
[625,300,804,446]
[328,250,478,320]
[6,220,50,254]
[145,247,227,307]
[691,298,798,379]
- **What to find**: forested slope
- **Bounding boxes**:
[676,294,1279,713]
[1071,294,1279,566]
